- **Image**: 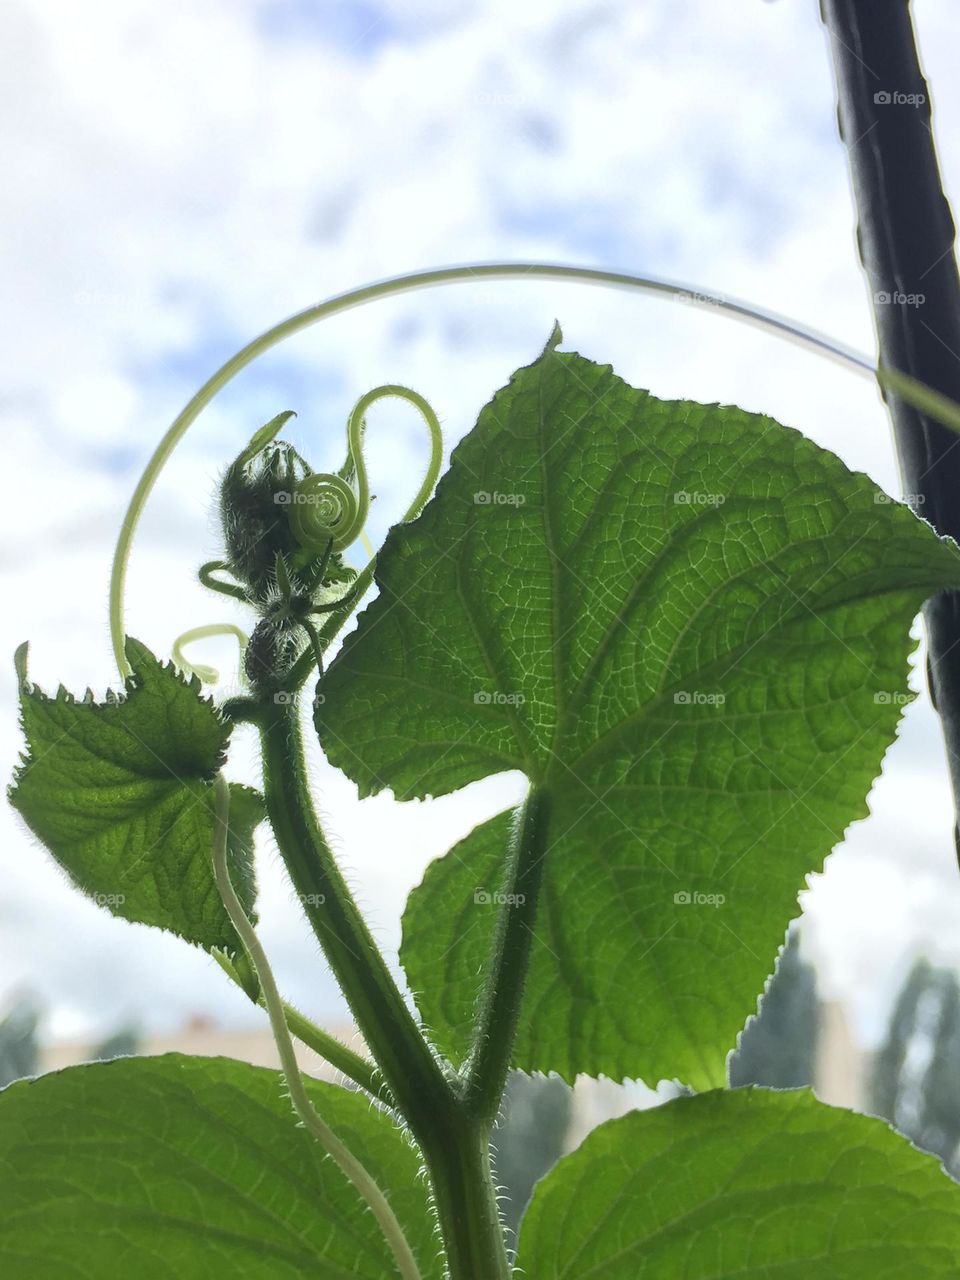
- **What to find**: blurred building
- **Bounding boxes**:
[39,1013,364,1084]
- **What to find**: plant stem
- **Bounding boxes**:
[258,698,511,1275]
[287,558,375,687]
[420,1117,511,1280]
[257,698,455,1135]
[210,776,423,1280]
[462,788,552,1123]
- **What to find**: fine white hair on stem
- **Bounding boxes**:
[210,773,423,1280]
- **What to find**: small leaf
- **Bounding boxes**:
[516,1087,960,1279]
[0,1053,442,1279]
[320,332,960,1087]
[9,638,260,951]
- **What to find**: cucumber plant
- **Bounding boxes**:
[7,303,960,1278]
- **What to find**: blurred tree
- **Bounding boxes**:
[492,1070,572,1250]
[92,1025,140,1063]
[0,997,140,1087]
[0,997,40,1088]
[728,927,818,1089]
[870,958,960,1177]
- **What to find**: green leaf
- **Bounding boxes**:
[9,638,260,951]
[401,811,512,1065]
[319,329,960,1087]
[0,1053,441,1279]
[515,1087,960,1279]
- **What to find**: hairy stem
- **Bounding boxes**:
[287,558,375,688]
[210,776,422,1280]
[257,697,457,1136]
[420,1118,511,1280]
[258,699,512,1275]
[462,788,552,1122]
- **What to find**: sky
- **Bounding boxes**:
[2,0,960,1072]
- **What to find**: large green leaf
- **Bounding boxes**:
[319,327,960,1086]
[9,639,260,951]
[515,1088,960,1278]
[0,1053,441,1279]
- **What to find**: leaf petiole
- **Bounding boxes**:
[461,788,552,1122]
[211,948,387,1100]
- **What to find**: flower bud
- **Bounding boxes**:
[219,414,313,602]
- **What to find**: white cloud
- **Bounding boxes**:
[1,0,959,1066]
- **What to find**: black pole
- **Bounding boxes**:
[820,0,960,848]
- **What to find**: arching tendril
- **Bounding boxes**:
[198,561,248,601]
[172,624,248,685]
[109,261,960,681]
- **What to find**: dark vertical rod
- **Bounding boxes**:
[821,0,960,846]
